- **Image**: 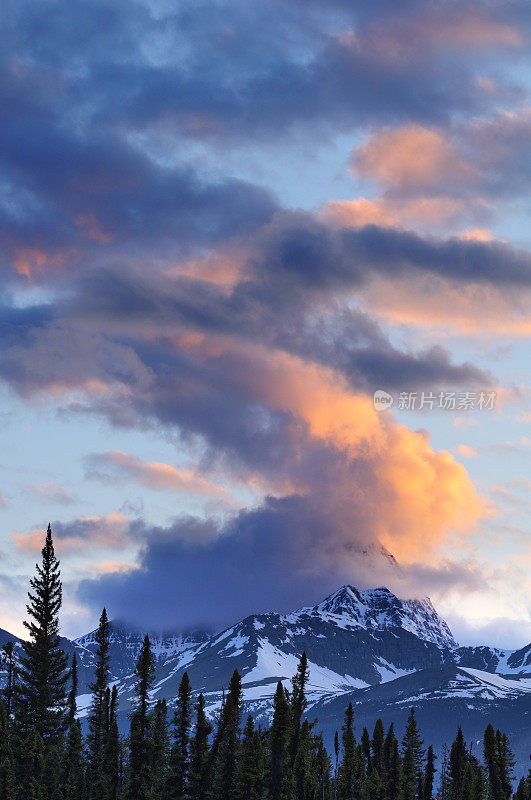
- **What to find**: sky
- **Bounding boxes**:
[0,0,530,648]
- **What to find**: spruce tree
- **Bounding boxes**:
[62,721,86,800]
[67,652,78,727]
[361,727,371,774]
[0,701,16,800]
[386,737,401,800]
[269,681,291,800]
[0,644,17,721]
[314,732,332,800]
[87,608,111,798]
[125,634,155,800]
[448,727,467,800]
[188,693,212,800]
[150,698,170,798]
[338,702,360,800]
[211,669,242,800]
[292,719,316,800]
[424,745,436,800]
[18,726,44,800]
[401,708,425,800]
[484,724,506,800]
[438,745,450,800]
[495,730,514,800]
[289,651,309,763]
[168,672,193,798]
[18,525,68,740]
[334,730,340,796]
[105,685,120,800]
[40,745,63,800]
[235,716,268,800]
[372,719,385,775]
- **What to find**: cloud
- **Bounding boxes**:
[12,513,134,555]
[0,0,528,640]
[77,502,398,631]
[351,125,476,191]
[27,482,77,505]
[85,451,227,496]
[456,445,478,459]
[75,355,486,629]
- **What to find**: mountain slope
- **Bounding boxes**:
[312,665,531,776]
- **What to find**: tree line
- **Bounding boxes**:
[0,526,529,800]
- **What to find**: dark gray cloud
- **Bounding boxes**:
[77,496,399,630]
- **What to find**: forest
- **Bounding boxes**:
[0,526,529,800]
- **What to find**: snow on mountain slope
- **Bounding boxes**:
[296,585,457,648]
[455,642,531,677]
[135,585,456,717]
[311,665,531,777]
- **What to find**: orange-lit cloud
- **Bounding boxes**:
[12,246,73,279]
[87,450,227,496]
[358,274,531,336]
[175,336,486,561]
[323,196,486,230]
[175,243,251,288]
[12,512,132,554]
[456,444,478,459]
[351,125,476,190]
[27,482,76,504]
[343,12,522,66]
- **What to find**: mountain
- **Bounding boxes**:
[313,665,531,776]
[1,585,530,774]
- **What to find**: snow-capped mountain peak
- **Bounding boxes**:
[303,584,457,649]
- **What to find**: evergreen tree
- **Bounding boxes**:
[18,727,44,800]
[289,651,309,763]
[168,672,192,798]
[361,727,371,774]
[372,719,385,775]
[401,708,425,800]
[62,721,86,800]
[386,738,401,800]
[514,774,530,800]
[337,702,364,800]
[438,745,450,800]
[0,701,16,800]
[211,669,243,800]
[87,607,111,796]
[125,634,156,800]
[293,719,317,800]
[150,698,170,799]
[269,681,291,800]
[334,730,340,797]
[18,525,68,740]
[483,724,515,800]
[424,745,436,800]
[105,685,120,800]
[495,730,514,800]
[0,644,18,722]
[40,745,63,800]
[188,693,212,800]
[314,732,332,800]
[448,727,467,800]
[235,716,268,800]
[67,652,78,727]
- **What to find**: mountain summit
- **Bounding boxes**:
[307,585,458,649]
